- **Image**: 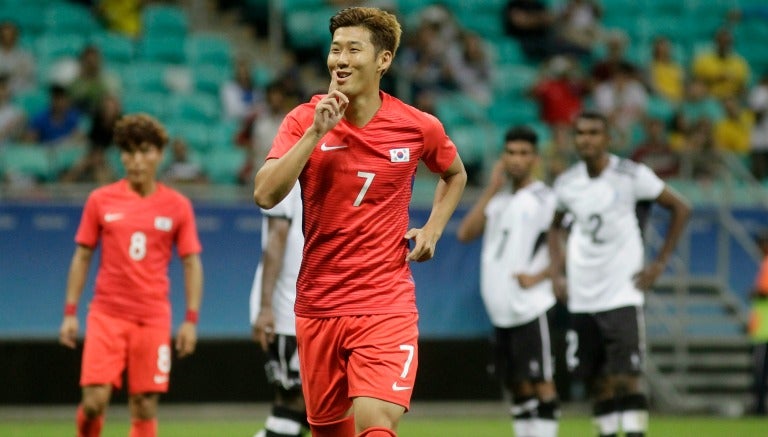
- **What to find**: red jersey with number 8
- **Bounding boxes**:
[75,179,202,326]
[268,91,457,317]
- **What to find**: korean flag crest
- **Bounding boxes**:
[389,148,409,163]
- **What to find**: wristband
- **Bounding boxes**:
[185,309,199,324]
[64,303,77,316]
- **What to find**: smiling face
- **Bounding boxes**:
[327,25,392,98]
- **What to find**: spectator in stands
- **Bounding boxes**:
[680,77,724,126]
[61,95,122,184]
[221,58,263,121]
[593,61,648,152]
[714,96,754,157]
[504,0,588,61]
[0,74,25,144]
[444,31,493,107]
[555,0,602,56]
[0,21,35,94]
[163,138,208,184]
[96,0,144,38]
[530,55,586,129]
[540,123,577,183]
[748,230,768,415]
[590,30,635,85]
[749,73,768,181]
[692,28,751,99]
[667,111,690,153]
[646,36,685,104]
[24,84,83,146]
[68,45,122,114]
[683,118,725,181]
[630,118,680,179]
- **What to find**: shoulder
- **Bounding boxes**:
[157,183,193,206]
[614,156,641,176]
[383,92,442,131]
[553,162,582,189]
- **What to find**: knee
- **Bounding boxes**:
[81,388,110,417]
[129,394,159,419]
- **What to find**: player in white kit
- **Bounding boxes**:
[458,126,559,437]
[548,112,690,437]
[250,183,308,437]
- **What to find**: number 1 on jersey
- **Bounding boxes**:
[354,171,375,207]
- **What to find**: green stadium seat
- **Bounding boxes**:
[14,87,48,117]
[142,5,188,38]
[137,35,187,64]
[646,96,677,122]
[434,92,487,129]
[52,143,87,176]
[34,33,86,63]
[251,65,275,88]
[90,32,135,66]
[0,5,49,36]
[489,39,526,65]
[169,93,220,123]
[209,119,240,150]
[121,62,169,93]
[487,98,539,127]
[0,143,54,182]
[447,124,500,166]
[121,91,170,119]
[185,33,233,67]
[165,119,212,153]
[193,64,231,95]
[285,8,334,50]
[491,64,538,98]
[203,148,247,184]
[44,3,99,36]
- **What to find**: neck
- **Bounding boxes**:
[345,90,382,127]
[511,175,534,192]
[129,179,156,197]
[585,153,609,177]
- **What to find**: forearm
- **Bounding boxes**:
[456,186,495,242]
[182,254,203,313]
[547,227,566,277]
[424,165,467,238]
[64,246,92,306]
[253,127,322,209]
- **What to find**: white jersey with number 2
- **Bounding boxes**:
[553,155,664,313]
[481,180,556,327]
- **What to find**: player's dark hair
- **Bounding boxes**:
[329,7,402,57]
[113,113,169,151]
[576,111,609,131]
[504,126,539,152]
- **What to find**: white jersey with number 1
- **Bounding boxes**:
[249,183,303,335]
[481,180,556,328]
[553,155,664,313]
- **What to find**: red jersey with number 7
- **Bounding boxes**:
[268,91,458,317]
[75,179,202,327]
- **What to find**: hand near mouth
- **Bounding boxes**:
[313,87,349,134]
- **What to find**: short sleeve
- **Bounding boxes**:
[634,163,665,200]
[420,112,458,174]
[74,193,101,248]
[175,197,202,257]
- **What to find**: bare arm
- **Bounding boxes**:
[456,160,506,242]
[547,210,568,302]
[405,155,467,262]
[252,216,290,351]
[253,91,349,209]
[176,253,203,358]
[59,244,94,349]
[634,186,691,290]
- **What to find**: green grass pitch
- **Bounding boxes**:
[1,416,766,436]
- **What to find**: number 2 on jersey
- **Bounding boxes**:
[354,171,375,207]
[588,213,604,244]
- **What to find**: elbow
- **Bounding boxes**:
[253,187,277,210]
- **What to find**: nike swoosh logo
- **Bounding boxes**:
[153,374,168,384]
[104,213,124,222]
[392,382,412,391]
[320,143,348,152]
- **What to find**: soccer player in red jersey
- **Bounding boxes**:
[58,114,203,437]
[253,7,467,437]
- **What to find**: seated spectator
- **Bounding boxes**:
[630,118,680,179]
[680,78,724,127]
[749,73,768,180]
[61,95,122,184]
[556,0,602,55]
[593,61,648,152]
[682,119,725,181]
[541,124,578,182]
[444,31,493,107]
[162,138,207,184]
[0,74,25,144]
[714,96,754,157]
[96,0,144,38]
[221,58,263,121]
[647,36,685,103]
[667,111,690,153]
[530,55,586,128]
[0,21,35,94]
[23,84,83,146]
[504,0,588,61]
[67,45,122,114]
[692,28,751,99]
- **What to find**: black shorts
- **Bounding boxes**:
[566,305,644,380]
[263,334,302,391]
[494,308,556,385]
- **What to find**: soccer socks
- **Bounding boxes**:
[618,393,648,437]
[593,398,619,437]
[533,399,560,437]
[309,415,355,437]
[356,427,397,437]
[510,396,538,437]
[128,418,157,437]
[76,405,104,437]
[263,405,306,437]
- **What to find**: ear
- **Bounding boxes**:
[377,50,393,75]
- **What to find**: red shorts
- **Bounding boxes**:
[296,313,419,424]
[80,309,172,395]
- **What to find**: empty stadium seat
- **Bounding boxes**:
[120,62,170,93]
[121,91,170,119]
[185,33,233,67]
[193,64,231,95]
[34,33,86,63]
[203,148,246,185]
[44,3,99,36]
[137,35,187,64]
[169,93,220,123]
[142,5,188,38]
[0,143,54,182]
[90,32,135,66]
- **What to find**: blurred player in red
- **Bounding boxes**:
[58,113,204,437]
[252,7,467,437]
